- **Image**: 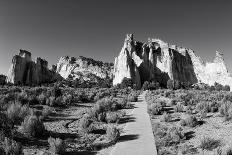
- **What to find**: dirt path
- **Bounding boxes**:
[110,91,157,155]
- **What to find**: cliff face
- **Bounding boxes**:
[56,56,114,81]
[7,50,60,85]
[0,75,6,85]
[113,34,232,88]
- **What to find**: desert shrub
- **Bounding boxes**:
[21,114,45,137]
[219,101,232,121]
[226,148,232,155]
[224,85,230,91]
[199,137,221,151]
[46,96,55,106]
[127,92,138,102]
[184,105,192,114]
[117,98,131,109]
[174,102,184,113]
[0,112,13,138]
[180,144,195,155]
[214,82,223,91]
[17,91,28,105]
[38,93,46,105]
[156,126,185,147]
[167,99,176,106]
[42,106,53,119]
[52,85,62,98]
[79,116,93,132]
[94,97,116,113]
[106,125,120,142]
[180,115,198,127]
[6,102,32,125]
[167,79,174,90]
[46,96,64,107]
[106,112,119,123]
[142,81,160,90]
[148,102,163,115]
[97,112,106,122]
[28,96,40,105]
[2,137,22,155]
[48,137,66,154]
[62,94,73,105]
[196,101,218,113]
[160,112,172,122]
[120,78,133,89]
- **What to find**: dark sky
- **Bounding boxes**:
[0,0,232,74]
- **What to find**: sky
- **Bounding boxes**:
[0,0,232,74]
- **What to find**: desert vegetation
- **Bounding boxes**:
[146,85,232,155]
[0,83,140,154]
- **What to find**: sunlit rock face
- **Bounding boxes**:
[113,34,232,88]
[7,50,59,85]
[56,56,114,81]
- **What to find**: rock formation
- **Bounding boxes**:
[113,34,232,89]
[7,50,60,85]
[56,56,114,82]
[0,75,6,85]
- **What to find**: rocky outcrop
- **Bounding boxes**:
[7,50,60,85]
[56,56,114,81]
[0,75,6,85]
[113,34,232,89]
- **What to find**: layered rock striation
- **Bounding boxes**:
[7,50,60,85]
[113,34,232,88]
[56,56,114,81]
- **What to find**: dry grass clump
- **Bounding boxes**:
[21,114,45,137]
[153,123,185,150]
[48,137,66,154]
[160,112,172,122]
[6,102,32,125]
[127,92,138,102]
[106,112,119,123]
[147,99,166,115]
[106,125,120,142]
[174,102,184,113]
[41,106,53,119]
[199,137,221,151]
[180,115,199,127]
[219,101,232,121]
[1,137,22,155]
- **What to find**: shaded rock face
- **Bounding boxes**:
[113,34,232,88]
[56,56,114,81]
[0,75,6,85]
[7,50,59,85]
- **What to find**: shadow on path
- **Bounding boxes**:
[118,115,136,124]
[118,134,139,142]
[65,151,97,155]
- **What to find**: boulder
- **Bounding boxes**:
[113,34,232,89]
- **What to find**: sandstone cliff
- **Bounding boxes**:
[113,34,232,89]
[0,75,6,85]
[7,50,60,85]
[56,56,114,82]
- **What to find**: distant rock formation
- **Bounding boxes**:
[56,56,114,82]
[7,50,60,85]
[0,75,6,85]
[113,34,232,89]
